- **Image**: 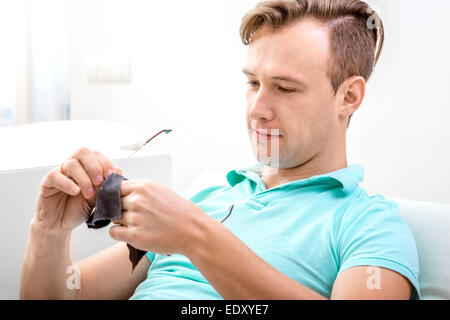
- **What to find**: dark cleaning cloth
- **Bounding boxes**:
[86,173,146,271]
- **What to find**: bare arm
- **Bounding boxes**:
[20,222,75,299]
[76,242,150,300]
[330,266,413,299]
[188,218,327,300]
[20,221,149,300]
[187,217,413,300]
[20,147,150,300]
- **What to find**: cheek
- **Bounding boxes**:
[281,104,309,136]
[297,93,334,126]
[281,104,317,146]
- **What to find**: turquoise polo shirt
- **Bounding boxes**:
[129,164,420,300]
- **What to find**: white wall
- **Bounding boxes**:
[347,0,450,204]
[69,0,450,204]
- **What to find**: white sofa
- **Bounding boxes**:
[0,120,173,299]
[389,197,450,300]
[1,120,448,299]
[2,165,449,299]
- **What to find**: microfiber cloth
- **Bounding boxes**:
[86,173,146,271]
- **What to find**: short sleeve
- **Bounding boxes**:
[337,200,421,299]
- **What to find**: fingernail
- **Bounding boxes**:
[95,175,104,185]
[107,169,114,176]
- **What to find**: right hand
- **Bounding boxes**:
[33,147,123,235]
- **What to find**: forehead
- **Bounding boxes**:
[245,18,330,79]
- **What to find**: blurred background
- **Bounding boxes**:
[1,0,449,204]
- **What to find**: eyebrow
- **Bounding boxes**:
[242,69,307,87]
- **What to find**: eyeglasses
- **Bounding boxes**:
[120,129,236,225]
[120,129,172,172]
[220,204,235,224]
[119,130,236,226]
[89,129,172,217]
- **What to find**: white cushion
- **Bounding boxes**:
[388,197,450,300]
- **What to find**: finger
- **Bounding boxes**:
[110,217,125,226]
[42,169,81,197]
[60,159,96,199]
[120,193,140,212]
[111,210,128,226]
[109,225,132,243]
[92,150,115,178]
[115,167,123,176]
[70,147,105,187]
[120,180,141,197]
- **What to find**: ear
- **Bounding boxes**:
[336,76,366,124]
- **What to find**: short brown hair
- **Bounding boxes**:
[240,0,384,124]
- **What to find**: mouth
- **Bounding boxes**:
[254,129,282,141]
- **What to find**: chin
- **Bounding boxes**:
[257,149,307,169]
[254,154,289,169]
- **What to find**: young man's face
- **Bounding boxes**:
[244,18,343,169]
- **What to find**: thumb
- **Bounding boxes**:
[115,168,123,176]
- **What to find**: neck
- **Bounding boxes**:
[261,138,348,190]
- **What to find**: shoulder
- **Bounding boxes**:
[337,187,419,270]
[336,188,420,297]
[339,188,402,228]
[337,189,415,253]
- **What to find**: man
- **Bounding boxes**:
[21,0,420,300]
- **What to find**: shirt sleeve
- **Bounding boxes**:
[337,200,421,299]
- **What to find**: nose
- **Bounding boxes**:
[247,86,275,121]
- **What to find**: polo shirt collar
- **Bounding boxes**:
[226,164,365,194]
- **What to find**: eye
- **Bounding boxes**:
[247,81,259,88]
[278,86,296,93]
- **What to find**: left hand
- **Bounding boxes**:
[109,180,209,256]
